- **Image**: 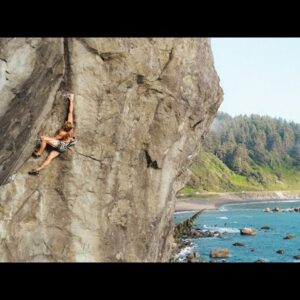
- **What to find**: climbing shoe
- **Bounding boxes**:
[32,151,41,158]
[28,169,40,176]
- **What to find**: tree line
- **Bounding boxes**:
[203,112,300,183]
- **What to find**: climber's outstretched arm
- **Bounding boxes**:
[67,93,74,125]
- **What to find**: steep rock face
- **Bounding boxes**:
[0,38,64,185]
[0,38,222,261]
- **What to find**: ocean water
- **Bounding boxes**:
[174,200,300,262]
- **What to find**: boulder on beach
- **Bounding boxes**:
[190,229,221,239]
[263,208,271,212]
[276,249,284,254]
[190,229,202,238]
[233,242,245,247]
[186,252,198,263]
[240,228,256,236]
[272,207,281,212]
[283,234,295,240]
[207,231,215,237]
[210,248,230,258]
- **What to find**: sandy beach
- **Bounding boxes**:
[175,190,300,212]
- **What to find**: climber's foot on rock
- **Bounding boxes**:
[28,169,40,176]
[32,151,41,158]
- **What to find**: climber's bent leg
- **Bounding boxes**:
[35,136,59,156]
[35,150,60,172]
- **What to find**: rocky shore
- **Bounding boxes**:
[173,194,300,262]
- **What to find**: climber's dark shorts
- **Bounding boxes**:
[51,140,68,153]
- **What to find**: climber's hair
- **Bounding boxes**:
[64,121,73,132]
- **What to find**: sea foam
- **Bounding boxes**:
[174,245,195,262]
[203,225,239,234]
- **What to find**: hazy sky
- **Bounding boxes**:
[211,38,300,123]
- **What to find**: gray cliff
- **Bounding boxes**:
[0,38,222,261]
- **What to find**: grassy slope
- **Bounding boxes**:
[179,149,300,197]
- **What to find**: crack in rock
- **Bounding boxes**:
[144,150,161,169]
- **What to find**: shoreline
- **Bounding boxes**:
[175,190,300,212]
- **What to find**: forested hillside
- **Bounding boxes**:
[180,112,300,196]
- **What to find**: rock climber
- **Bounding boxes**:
[28,93,78,176]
